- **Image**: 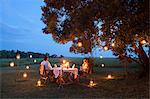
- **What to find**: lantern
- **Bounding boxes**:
[26,66,30,69]
[10,62,15,67]
[100,55,103,59]
[34,59,37,63]
[29,55,32,58]
[107,74,114,79]
[111,43,115,47]
[37,80,42,86]
[88,79,96,88]
[78,42,82,47]
[101,64,105,67]
[23,73,27,78]
[141,40,146,44]
[104,46,108,51]
[90,80,94,86]
[16,54,20,59]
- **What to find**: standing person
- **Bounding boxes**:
[40,56,52,77]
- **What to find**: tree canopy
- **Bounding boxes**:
[41,0,149,76]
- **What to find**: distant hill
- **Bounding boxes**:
[0,50,64,58]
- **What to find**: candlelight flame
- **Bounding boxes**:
[66,62,69,66]
[111,43,115,47]
[63,60,66,64]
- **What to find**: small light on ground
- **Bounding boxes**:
[10,62,15,67]
[88,80,96,88]
[106,74,114,79]
[90,80,94,86]
[108,75,112,79]
[23,73,27,78]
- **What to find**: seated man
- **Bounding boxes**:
[40,56,53,82]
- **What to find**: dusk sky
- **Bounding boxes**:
[0,0,115,57]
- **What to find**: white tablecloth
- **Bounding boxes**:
[52,67,78,79]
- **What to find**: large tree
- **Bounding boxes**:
[41,0,149,76]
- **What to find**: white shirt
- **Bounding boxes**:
[40,60,52,70]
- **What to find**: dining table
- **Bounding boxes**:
[52,67,78,79]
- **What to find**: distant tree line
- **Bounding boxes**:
[0,50,64,58]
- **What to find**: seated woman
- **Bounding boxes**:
[79,59,89,76]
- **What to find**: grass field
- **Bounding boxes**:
[0,57,139,68]
[0,58,149,98]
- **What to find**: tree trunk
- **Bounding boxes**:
[138,43,149,78]
[87,58,93,74]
